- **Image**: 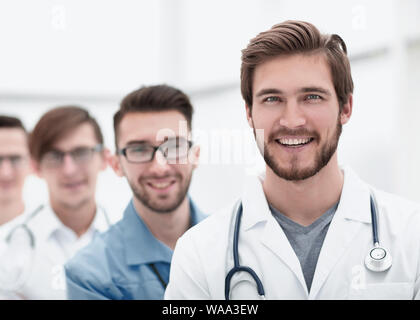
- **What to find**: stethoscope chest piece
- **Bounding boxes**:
[364,244,392,272]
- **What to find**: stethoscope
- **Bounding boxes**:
[0,204,111,291]
[0,204,45,291]
[5,204,111,248]
[224,191,393,300]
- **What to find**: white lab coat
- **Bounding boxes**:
[165,166,420,300]
[0,204,109,300]
[0,207,33,300]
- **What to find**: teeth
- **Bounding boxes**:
[150,182,172,189]
[278,138,312,146]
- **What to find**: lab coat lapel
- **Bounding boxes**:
[241,174,308,294]
[260,217,308,293]
[309,167,371,299]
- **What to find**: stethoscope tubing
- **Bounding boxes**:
[1,203,111,291]
[225,192,388,300]
[370,192,379,245]
[6,204,111,248]
[225,202,265,300]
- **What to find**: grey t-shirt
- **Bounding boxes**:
[269,202,338,292]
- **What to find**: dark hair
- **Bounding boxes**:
[0,115,26,132]
[241,20,354,110]
[113,84,193,149]
[29,106,104,162]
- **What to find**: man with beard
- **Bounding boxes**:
[1,107,110,300]
[164,21,420,299]
[65,85,207,299]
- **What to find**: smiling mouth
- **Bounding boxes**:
[62,181,86,189]
[275,137,315,147]
[147,181,176,190]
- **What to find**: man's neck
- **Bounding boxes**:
[50,198,96,237]
[0,198,25,225]
[133,197,191,250]
[263,156,344,227]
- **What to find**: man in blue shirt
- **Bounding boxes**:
[64,85,207,299]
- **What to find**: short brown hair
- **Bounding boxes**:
[0,115,26,132]
[29,106,104,162]
[113,84,193,149]
[241,20,354,110]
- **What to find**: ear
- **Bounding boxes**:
[100,148,111,171]
[245,104,253,128]
[30,158,42,178]
[26,157,35,175]
[189,145,200,169]
[340,94,353,125]
[109,154,125,177]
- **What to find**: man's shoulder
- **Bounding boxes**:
[178,200,237,249]
[65,220,126,280]
[345,166,420,221]
[374,188,420,222]
[64,222,128,299]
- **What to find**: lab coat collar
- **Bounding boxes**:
[33,203,109,242]
[241,165,373,298]
[337,165,372,224]
[122,197,205,266]
[241,172,272,231]
[241,171,307,292]
[0,208,29,240]
[241,165,372,230]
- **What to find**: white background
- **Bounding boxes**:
[1,0,419,222]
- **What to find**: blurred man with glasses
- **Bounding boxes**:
[0,116,31,231]
[65,84,207,300]
[0,115,30,238]
[2,106,111,299]
[0,115,33,299]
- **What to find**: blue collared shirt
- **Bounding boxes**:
[64,198,207,300]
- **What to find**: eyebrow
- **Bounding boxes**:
[125,140,151,146]
[48,145,93,153]
[255,86,332,97]
[255,88,284,98]
[298,87,332,96]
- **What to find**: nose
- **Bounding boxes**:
[61,154,78,175]
[147,150,171,175]
[0,159,14,178]
[279,100,306,128]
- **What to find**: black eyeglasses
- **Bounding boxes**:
[0,155,27,169]
[41,144,103,168]
[117,137,193,164]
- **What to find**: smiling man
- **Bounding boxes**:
[65,84,207,300]
[3,106,111,299]
[0,116,31,229]
[165,21,420,299]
